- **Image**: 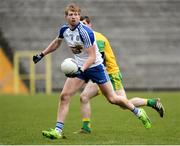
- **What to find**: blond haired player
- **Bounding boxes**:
[75,16,165,133]
[33,4,153,139]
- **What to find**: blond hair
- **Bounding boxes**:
[64,3,81,16]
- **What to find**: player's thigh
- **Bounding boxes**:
[99,81,128,104]
[81,81,99,99]
[84,64,114,99]
[61,77,85,96]
[115,88,127,99]
[98,81,116,100]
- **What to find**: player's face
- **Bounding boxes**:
[82,20,92,28]
[66,11,80,27]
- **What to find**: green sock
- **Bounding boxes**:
[147,99,156,107]
[82,119,91,132]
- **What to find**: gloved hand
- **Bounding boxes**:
[65,67,83,78]
[33,52,44,64]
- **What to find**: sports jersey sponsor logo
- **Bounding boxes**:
[71,45,83,54]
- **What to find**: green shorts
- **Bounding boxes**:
[109,71,124,91]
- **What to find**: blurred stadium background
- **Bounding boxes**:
[0,0,180,94]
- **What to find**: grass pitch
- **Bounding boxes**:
[0,91,180,145]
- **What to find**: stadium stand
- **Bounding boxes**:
[0,0,180,91]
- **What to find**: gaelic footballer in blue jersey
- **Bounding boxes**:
[58,22,103,68]
[33,3,152,139]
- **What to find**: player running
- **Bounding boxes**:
[33,3,152,139]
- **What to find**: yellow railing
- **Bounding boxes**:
[14,51,52,94]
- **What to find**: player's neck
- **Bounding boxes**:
[69,22,80,30]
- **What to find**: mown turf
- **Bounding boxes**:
[0,91,180,145]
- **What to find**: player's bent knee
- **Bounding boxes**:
[107,97,117,104]
[106,96,126,107]
[60,92,71,103]
[80,94,89,104]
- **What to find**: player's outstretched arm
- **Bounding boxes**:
[33,37,62,64]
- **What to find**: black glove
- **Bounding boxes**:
[33,52,44,64]
[65,67,83,78]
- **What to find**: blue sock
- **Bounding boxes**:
[132,107,141,117]
[55,122,64,133]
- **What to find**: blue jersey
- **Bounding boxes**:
[58,22,103,68]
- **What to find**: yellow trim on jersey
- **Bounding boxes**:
[94,31,119,74]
